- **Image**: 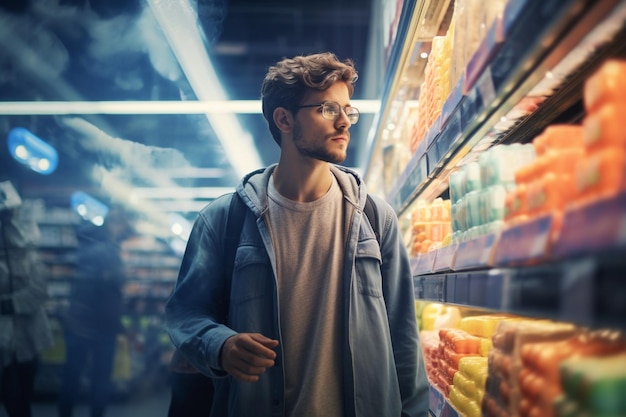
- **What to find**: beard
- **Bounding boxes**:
[292,122,348,164]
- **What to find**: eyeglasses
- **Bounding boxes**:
[296,101,360,125]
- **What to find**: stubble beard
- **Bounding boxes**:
[292,123,348,164]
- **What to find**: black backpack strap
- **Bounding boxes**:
[224,192,247,279]
[363,194,380,245]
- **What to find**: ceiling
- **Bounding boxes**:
[0,0,381,238]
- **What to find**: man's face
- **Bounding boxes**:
[291,81,353,164]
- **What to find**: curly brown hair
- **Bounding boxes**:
[261,52,358,145]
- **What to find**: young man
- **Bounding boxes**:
[165,52,429,417]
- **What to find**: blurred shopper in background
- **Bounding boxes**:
[58,206,132,417]
[0,183,53,417]
[166,52,429,417]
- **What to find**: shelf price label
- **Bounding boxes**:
[560,258,596,326]
[453,233,498,270]
[493,214,552,265]
[398,156,428,210]
[433,244,457,272]
[421,274,445,301]
[414,251,436,275]
[553,191,626,258]
[476,65,497,108]
[429,385,446,417]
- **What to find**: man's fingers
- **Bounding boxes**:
[248,334,279,358]
[221,333,279,382]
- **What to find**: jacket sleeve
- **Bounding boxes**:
[165,197,238,377]
[375,197,430,417]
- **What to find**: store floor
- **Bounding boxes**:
[2,386,172,417]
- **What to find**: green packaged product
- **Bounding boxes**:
[560,354,626,415]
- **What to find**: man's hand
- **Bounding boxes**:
[220,333,279,382]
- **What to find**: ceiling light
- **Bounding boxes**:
[71,191,109,226]
[147,0,262,178]
[0,100,381,115]
[7,127,58,175]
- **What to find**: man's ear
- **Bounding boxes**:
[273,107,293,133]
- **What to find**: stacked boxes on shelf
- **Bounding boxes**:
[482,320,578,417]
[518,330,625,417]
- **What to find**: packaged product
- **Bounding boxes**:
[558,352,626,416]
[420,329,441,384]
[532,125,585,156]
[519,330,626,417]
[575,147,626,202]
[449,356,489,417]
[583,102,626,152]
[482,320,578,417]
[583,59,626,114]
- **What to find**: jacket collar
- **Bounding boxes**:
[237,163,367,216]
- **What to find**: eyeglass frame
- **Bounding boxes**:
[294,101,360,125]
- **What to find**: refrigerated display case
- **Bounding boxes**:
[365,0,626,416]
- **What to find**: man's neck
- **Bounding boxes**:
[272,161,333,202]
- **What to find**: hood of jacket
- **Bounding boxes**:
[235,163,367,217]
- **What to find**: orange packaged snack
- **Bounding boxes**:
[441,328,482,354]
[444,346,480,368]
[576,147,626,202]
[517,330,626,417]
[514,163,536,186]
[525,172,577,217]
[542,148,586,177]
[583,59,626,114]
[533,125,585,156]
[583,102,626,152]
[515,156,548,186]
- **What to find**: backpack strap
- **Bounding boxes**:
[363,194,380,245]
[224,192,246,279]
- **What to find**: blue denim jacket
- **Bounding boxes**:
[166,164,429,417]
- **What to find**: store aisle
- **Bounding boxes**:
[1,387,172,417]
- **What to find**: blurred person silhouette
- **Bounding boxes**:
[165,52,429,417]
[0,181,54,417]
[57,205,132,417]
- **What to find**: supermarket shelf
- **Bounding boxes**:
[413,251,626,330]
[362,0,452,172]
[411,190,626,273]
[429,385,460,417]
[412,191,626,329]
[385,0,626,214]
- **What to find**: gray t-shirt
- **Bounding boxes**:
[267,174,346,417]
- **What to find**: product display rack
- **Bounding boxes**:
[369,0,626,210]
[30,202,80,319]
[122,237,179,317]
[365,1,626,416]
[414,251,626,330]
[120,237,180,388]
[30,202,180,395]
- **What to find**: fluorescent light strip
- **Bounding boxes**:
[0,100,381,115]
[147,0,261,177]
